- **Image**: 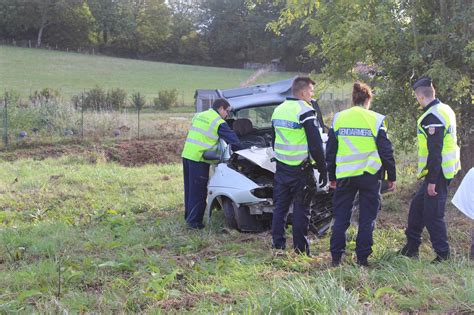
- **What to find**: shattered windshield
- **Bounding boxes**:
[232,104,279,129]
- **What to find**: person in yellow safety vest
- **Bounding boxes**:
[181,99,242,229]
[271,76,327,256]
[326,81,396,267]
[399,76,461,262]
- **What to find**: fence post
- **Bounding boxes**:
[81,91,84,138]
[3,93,8,147]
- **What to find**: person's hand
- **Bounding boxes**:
[329,180,337,189]
[427,183,437,196]
[318,172,328,188]
[386,181,396,192]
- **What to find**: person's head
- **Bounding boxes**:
[412,76,435,107]
[212,98,232,119]
[352,81,372,108]
[292,76,315,103]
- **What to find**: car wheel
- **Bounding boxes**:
[222,198,239,229]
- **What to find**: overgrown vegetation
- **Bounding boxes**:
[154,88,179,110]
[0,154,472,313]
[3,90,79,138]
[271,0,473,171]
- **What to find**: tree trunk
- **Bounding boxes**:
[137,110,140,140]
[37,5,49,48]
[37,24,44,47]
[103,27,108,44]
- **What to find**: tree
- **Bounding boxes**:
[270,0,473,174]
[27,0,84,47]
[43,2,96,49]
[163,0,209,64]
[130,92,146,140]
[1,0,92,48]
[88,0,122,45]
[113,0,171,58]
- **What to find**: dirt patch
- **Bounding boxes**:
[0,143,88,161]
[105,140,183,166]
[0,139,184,167]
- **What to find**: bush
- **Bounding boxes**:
[29,88,60,106]
[2,90,20,107]
[154,88,178,110]
[7,99,79,136]
[71,93,84,110]
[72,87,128,111]
[85,86,107,111]
[130,92,146,111]
[106,88,128,110]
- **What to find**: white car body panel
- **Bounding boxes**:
[207,163,266,209]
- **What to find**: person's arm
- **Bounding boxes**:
[376,127,396,182]
[422,114,444,184]
[301,111,326,175]
[376,125,396,191]
[271,126,275,149]
[217,122,243,150]
[325,128,337,182]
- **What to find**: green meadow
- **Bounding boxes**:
[0,153,472,313]
[0,46,297,105]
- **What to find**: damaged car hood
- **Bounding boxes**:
[235,147,276,173]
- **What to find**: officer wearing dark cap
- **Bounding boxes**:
[399,76,461,262]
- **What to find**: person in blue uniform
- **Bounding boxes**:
[271,76,328,255]
[399,77,461,262]
[327,82,396,267]
[181,99,242,229]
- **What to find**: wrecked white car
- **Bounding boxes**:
[201,78,333,235]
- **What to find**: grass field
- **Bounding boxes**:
[0,46,300,105]
[0,44,471,313]
[0,151,472,313]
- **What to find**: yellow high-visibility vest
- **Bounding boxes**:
[333,106,385,179]
[181,109,224,163]
[417,102,460,179]
[271,99,313,166]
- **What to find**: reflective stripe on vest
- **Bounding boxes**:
[181,109,224,163]
[271,99,313,166]
[333,106,384,179]
[417,102,461,179]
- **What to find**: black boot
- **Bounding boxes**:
[356,257,369,267]
[431,251,450,264]
[398,244,419,258]
[331,255,342,267]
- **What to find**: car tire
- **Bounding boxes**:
[222,198,239,229]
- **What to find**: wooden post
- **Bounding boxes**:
[3,93,8,147]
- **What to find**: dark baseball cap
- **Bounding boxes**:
[412,76,432,90]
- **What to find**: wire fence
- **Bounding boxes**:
[0,89,350,148]
[0,95,192,148]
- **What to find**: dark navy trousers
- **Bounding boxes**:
[183,158,210,229]
[405,174,450,255]
[272,162,314,255]
[330,173,381,260]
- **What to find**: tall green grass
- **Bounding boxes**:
[0,156,472,313]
